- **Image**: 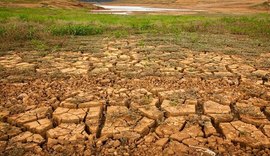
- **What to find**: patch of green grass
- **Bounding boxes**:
[0,7,269,55]
[50,25,103,36]
[0,7,269,38]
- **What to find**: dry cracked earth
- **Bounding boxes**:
[1,37,270,155]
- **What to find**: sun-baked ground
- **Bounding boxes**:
[0,0,98,9]
[1,36,270,155]
[0,0,270,155]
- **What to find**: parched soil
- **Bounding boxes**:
[1,37,270,155]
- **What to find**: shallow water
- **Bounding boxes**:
[92,4,203,14]
[81,0,114,2]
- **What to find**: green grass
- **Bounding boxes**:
[0,7,269,53]
[0,7,269,36]
[51,25,103,36]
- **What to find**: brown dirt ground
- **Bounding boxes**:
[0,0,99,9]
[0,1,270,155]
[1,36,270,155]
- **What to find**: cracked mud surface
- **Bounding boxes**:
[1,37,270,155]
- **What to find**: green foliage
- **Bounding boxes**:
[0,7,269,38]
[50,25,103,36]
[0,7,269,55]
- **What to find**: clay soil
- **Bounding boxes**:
[1,36,270,155]
[1,0,270,156]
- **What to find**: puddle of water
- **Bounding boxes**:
[92,4,204,15]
